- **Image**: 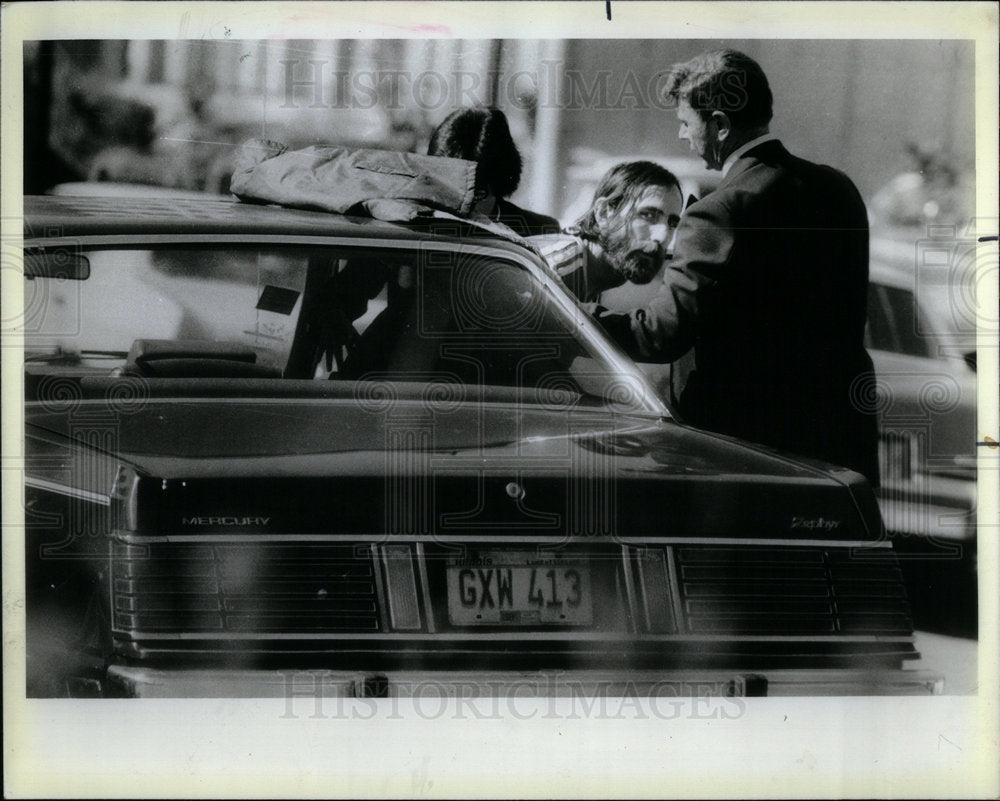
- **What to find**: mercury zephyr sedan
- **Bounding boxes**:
[22,194,940,697]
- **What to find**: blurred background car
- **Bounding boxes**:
[865,240,978,635]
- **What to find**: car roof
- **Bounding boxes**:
[47,182,215,201]
[867,260,914,290]
[867,237,954,295]
[22,194,522,250]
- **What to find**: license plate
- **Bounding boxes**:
[446,552,592,626]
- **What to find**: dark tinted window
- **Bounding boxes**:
[324,252,600,392]
[866,283,932,358]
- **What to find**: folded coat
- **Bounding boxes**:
[230,138,478,219]
[229,139,541,256]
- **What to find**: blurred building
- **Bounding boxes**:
[24,38,975,223]
[24,39,552,196]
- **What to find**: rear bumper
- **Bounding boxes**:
[105,665,944,698]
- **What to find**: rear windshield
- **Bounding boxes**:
[23,244,660,414]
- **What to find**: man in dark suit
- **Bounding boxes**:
[594,50,879,485]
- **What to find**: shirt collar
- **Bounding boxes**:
[722,133,779,176]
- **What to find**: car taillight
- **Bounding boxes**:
[633,548,678,633]
[378,544,422,630]
[110,464,140,531]
[111,541,381,634]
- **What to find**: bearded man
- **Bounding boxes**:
[532,161,683,303]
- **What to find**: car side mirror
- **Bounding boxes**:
[24,249,91,280]
[962,350,977,372]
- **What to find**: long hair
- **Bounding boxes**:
[427,107,522,198]
[575,161,681,240]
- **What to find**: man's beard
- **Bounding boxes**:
[602,231,664,284]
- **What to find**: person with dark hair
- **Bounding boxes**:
[592,50,879,485]
[532,160,683,303]
[427,107,560,237]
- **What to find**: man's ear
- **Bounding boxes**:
[710,110,732,143]
[593,196,612,228]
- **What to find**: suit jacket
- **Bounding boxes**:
[594,140,880,485]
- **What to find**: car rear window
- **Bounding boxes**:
[24,243,658,414]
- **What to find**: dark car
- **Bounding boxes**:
[22,194,939,698]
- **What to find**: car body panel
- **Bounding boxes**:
[21,194,931,696]
[26,397,877,542]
